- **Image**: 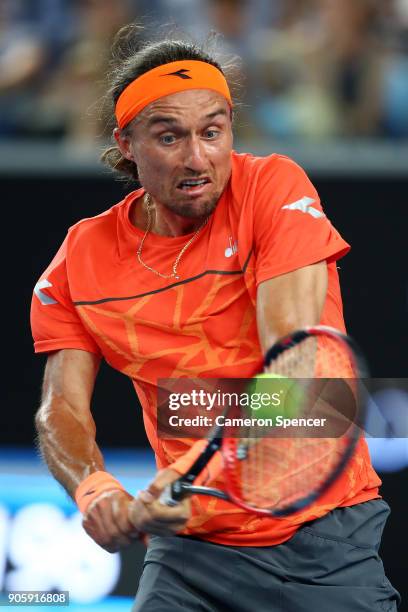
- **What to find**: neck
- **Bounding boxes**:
[153,202,208,237]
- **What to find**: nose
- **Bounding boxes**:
[184,135,207,173]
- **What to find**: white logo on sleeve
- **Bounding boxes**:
[282,196,325,219]
[34,278,58,305]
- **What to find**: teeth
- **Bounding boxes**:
[180,179,207,187]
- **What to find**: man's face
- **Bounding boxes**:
[115,89,233,219]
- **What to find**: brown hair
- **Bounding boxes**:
[100,23,242,182]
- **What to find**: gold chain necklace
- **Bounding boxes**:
[136,193,209,280]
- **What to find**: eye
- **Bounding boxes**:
[160,134,176,145]
[204,129,219,139]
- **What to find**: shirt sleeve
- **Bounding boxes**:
[253,156,350,286]
[30,235,101,355]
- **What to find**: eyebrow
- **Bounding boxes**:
[146,107,228,129]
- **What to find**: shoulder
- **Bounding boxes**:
[66,190,140,251]
[229,151,315,216]
[230,151,311,196]
[231,150,309,178]
[67,191,137,239]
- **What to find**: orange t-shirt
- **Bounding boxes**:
[31,152,381,546]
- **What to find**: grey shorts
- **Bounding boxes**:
[132,499,401,612]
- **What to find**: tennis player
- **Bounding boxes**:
[31,24,400,611]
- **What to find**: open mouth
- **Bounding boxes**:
[177,178,211,191]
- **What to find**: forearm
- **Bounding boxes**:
[257,262,328,353]
[36,396,104,498]
[35,349,104,497]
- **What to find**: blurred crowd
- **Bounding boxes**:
[1,0,407,146]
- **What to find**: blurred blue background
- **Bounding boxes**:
[1,0,408,143]
[0,449,157,610]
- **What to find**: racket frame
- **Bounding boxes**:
[222,325,369,516]
[165,325,369,517]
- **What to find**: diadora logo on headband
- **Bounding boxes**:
[162,68,192,80]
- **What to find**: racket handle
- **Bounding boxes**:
[159,484,178,506]
[160,482,231,505]
[159,481,186,506]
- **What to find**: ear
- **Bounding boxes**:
[113,127,134,161]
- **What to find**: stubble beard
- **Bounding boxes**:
[164,191,221,219]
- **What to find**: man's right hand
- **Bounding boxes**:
[82,489,141,553]
[82,468,191,552]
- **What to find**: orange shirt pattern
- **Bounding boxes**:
[31,152,381,546]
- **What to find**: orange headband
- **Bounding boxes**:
[115,60,233,129]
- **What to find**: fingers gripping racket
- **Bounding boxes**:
[161,326,368,518]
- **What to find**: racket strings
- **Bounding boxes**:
[230,334,359,512]
[238,437,346,508]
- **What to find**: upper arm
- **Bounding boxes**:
[31,235,101,356]
[252,156,350,288]
[252,156,349,353]
[256,261,328,353]
[38,349,101,431]
[32,236,102,439]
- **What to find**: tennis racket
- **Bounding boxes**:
[161,325,368,517]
